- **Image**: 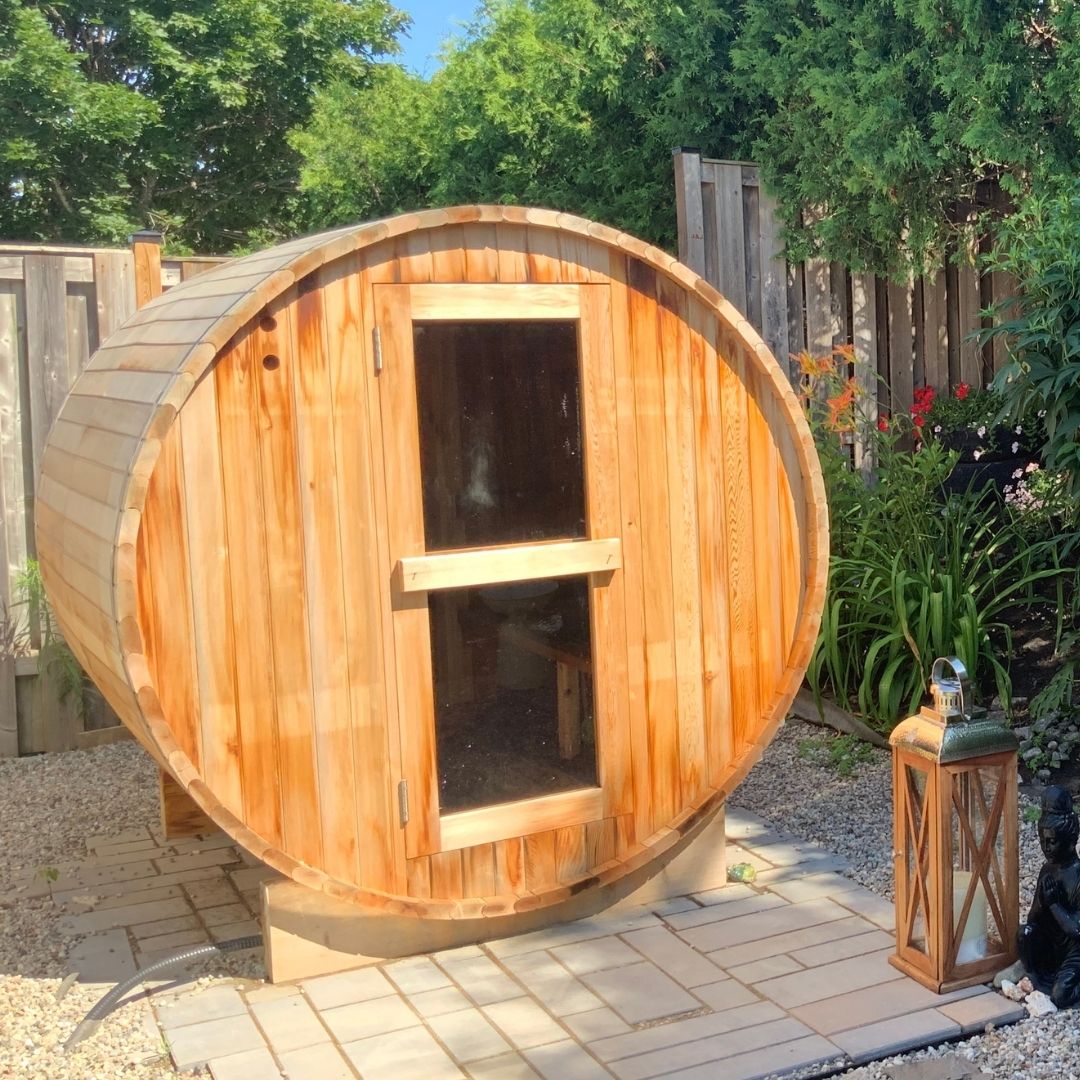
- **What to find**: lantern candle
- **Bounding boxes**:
[952,870,988,963]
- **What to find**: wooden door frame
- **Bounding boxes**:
[371,282,631,859]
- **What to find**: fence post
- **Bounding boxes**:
[673,149,707,278]
[130,230,163,308]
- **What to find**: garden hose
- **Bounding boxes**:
[63,934,263,1052]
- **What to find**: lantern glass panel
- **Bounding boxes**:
[903,763,930,954]
[949,765,1005,964]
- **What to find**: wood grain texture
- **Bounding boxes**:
[690,306,734,788]
[178,373,243,819]
[36,208,828,920]
[627,259,680,831]
[136,421,201,770]
[717,325,760,751]
[213,319,285,847]
[658,276,707,806]
[291,277,362,883]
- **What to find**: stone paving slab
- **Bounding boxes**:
[832,1008,963,1065]
[40,807,1031,1079]
[938,992,1027,1033]
[579,960,702,1024]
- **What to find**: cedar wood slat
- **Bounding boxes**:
[657,276,707,807]
[578,284,633,820]
[178,373,244,819]
[291,274,363,884]
[627,259,681,830]
[36,208,827,918]
[254,295,324,870]
[690,306,735,788]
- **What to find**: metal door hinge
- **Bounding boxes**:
[397,779,409,826]
[373,326,384,375]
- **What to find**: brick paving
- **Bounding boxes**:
[19,806,1028,1079]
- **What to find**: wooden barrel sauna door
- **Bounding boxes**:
[379,283,626,859]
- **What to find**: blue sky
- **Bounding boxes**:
[394,1,478,77]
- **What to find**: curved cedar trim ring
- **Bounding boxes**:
[37,207,828,919]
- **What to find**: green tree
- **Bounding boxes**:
[291,63,435,226]
[1,0,405,250]
[733,0,1080,274]
[294,0,751,247]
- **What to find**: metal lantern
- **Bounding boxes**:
[889,657,1020,992]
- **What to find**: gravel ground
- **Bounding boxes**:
[0,719,1074,1079]
[0,742,195,1079]
[735,717,1075,1080]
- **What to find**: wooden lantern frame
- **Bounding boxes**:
[890,663,1019,993]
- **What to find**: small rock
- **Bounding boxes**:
[1018,976,1034,995]
[1000,980,1025,1002]
[1025,990,1058,1017]
[993,959,1025,988]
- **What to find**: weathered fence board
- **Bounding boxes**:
[675,151,1001,407]
[0,238,227,754]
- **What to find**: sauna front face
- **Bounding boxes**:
[37,208,828,918]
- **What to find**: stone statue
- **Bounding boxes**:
[1017,785,1080,1007]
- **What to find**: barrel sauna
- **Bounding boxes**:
[36,208,828,923]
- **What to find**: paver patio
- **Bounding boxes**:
[23,807,1026,1079]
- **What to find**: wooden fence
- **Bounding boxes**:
[674,151,1016,425]
[0,237,225,755]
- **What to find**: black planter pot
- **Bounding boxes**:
[939,426,1018,461]
[943,455,1037,496]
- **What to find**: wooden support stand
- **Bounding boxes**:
[262,804,726,982]
[158,768,215,839]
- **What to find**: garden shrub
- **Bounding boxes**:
[801,348,1070,733]
[986,180,1080,493]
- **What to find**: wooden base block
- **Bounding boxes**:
[888,948,1016,995]
[263,805,727,982]
[158,768,215,839]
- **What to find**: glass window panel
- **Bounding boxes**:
[429,575,596,814]
[950,766,1007,963]
[414,321,585,551]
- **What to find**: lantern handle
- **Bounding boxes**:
[931,656,969,716]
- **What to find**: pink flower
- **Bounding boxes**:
[973,449,983,460]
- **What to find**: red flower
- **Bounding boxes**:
[955,382,970,400]
[877,414,890,432]
[913,413,925,427]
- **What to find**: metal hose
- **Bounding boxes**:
[64,934,263,1052]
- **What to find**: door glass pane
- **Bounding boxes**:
[430,575,596,814]
[414,321,585,550]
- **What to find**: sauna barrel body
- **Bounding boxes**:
[36,208,828,918]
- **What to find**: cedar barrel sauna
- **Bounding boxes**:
[37,207,827,941]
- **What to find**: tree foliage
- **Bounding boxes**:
[734,0,1080,273]
[295,0,752,247]
[987,181,1080,491]
[1,0,404,249]
[294,0,1080,269]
